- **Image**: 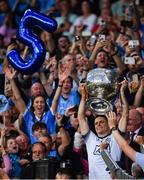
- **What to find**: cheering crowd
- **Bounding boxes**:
[0,0,144,179]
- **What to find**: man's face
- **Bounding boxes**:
[33,128,44,139]
[58,37,69,52]
[39,136,52,152]
[16,135,29,151]
[63,54,75,66]
[95,51,108,68]
[94,116,109,137]
[32,144,45,161]
[31,83,44,97]
[62,77,72,94]
[127,110,142,132]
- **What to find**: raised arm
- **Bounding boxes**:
[103,41,126,74]
[89,41,106,69]
[51,64,70,114]
[107,112,136,162]
[0,129,12,174]
[118,80,129,132]
[39,71,53,97]
[41,32,55,54]
[78,84,89,135]
[134,77,144,107]
[56,113,71,156]
[4,65,26,114]
[112,53,126,75]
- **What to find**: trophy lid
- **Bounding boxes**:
[86,68,119,100]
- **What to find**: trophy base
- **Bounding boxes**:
[86,97,113,116]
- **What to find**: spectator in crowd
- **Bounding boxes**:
[70,0,97,36]
[122,108,144,173]
[31,142,47,161]
[32,122,48,141]
[16,134,31,161]
[38,134,56,158]
[107,111,144,172]
[54,0,77,38]
[4,136,21,178]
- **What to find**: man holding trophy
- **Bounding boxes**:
[78,82,128,179]
[77,37,128,178]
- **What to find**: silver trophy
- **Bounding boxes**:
[86,68,119,115]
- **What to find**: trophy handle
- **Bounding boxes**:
[86,97,113,116]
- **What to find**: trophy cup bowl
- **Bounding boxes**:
[86,68,119,115]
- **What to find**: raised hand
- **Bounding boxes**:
[106,111,117,130]
[128,81,139,93]
[79,83,88,101]
[120,79,128,92]
[58,64,70,84]
[55,113,63,126]
[4,65,17,80]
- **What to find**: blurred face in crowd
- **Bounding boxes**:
[101,8,111,22]
[62,54,75,73]
[59,1,69,13]
[16,134,29,151]
[70,112,79,129]
[127,109,142,132]
[33,127,47,139]
[94,116,110,137]
[95,51,109,68]
[31,82,44,97]
[100,0,110,9]
[6,138,19,154]
[32,143,45,161]
[0,1,9,12]
[63,54,75,66]
[39,136,52,153]
[58,37,69,53]
[81,1,91,14]
[33,96,46,115]
[62,77,72,95]
[76,54,84,68]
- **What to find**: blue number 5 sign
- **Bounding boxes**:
[7,9,57,74]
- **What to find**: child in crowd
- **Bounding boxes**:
[32,121,49,142]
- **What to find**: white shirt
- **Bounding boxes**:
[70,14,97,35]
[85,131,122,179]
